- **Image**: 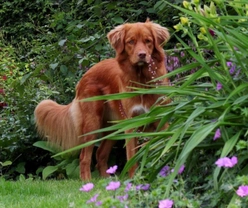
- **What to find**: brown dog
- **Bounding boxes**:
[34,20,170,180]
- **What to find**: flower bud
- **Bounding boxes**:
[183,1,190,9]
[173,23,182,31]
[200,27,206,34]
[192,0,200,5]
[180,17,189,25]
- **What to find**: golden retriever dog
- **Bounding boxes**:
[34,19,170,180]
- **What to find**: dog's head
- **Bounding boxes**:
[107,19,170,66]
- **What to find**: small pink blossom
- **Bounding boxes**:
[106,165,118,174]
[171,164,185,174]
[178,165,185,174]
[87,194,99,203]
[79,183,94,192]
[136,183,150,191]
[125,182,132,192]
[159,199,174,208]
[116,194,128,202]
[215,156,238,168]
[216,82,222,90]
[106,181,121,191]
[159,165,170,177]
[213,128,221,140]
[236,185,248,197]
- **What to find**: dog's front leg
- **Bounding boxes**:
[96,139,117,177]
[125,132,138,178]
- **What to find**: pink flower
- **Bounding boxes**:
[236,185,248,197]
[79,183,94,192]
[117,194,128,202]
[227,61,236,75]
[159,165,170,177]
[215,156,238,168]
[159,199,174,208]
[95,201,102,206]
[171,164,185,174]
[106,165,118,174]
[213,128,221,140]
[178,165,185,174]
[216,82,222,90]
[106,181,121,191]
[136,184,150,191]
[87,194,99,203]
[125,182,132,192]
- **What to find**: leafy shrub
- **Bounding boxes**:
[0,43,56,179]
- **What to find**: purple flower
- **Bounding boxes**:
[159,165,170,177]
[159,199,174,208]
[106,165,118,174]
[79,183,94,192]
[171,164,185,174]
[236,185,248,197]
[213,128,221,140]
[95,201,102,206]
[116,194,128,202]
[235,69,241,78]
[87,194,99,203]
[215,156,238,168]
[227,62,236,75]
[216,82,222,91]
[106,181,121,191]
[125,182,132,192]
[136,184,150,191]
[178,165,185,174]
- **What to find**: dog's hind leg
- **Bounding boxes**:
[78,101,104,181]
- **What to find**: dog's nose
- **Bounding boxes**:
[138,51,146,59]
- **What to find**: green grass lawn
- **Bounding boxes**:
[0,178,108,208]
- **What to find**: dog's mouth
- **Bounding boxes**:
[136,60,147,66]
[136,57,151,66]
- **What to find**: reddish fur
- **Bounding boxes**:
[34,20,170,180]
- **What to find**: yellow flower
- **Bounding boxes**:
[197,33,208,41]
[180,17,189,25]
[183,1,190,8]
[200,27,206,34]
[173,23,182,31]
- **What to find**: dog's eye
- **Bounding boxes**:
[127,40,135,45]
[145,39,152,44]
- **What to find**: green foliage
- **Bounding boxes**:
[0,43,56,179]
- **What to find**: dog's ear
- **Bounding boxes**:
[107,25,125,54]
[150,23,170,46]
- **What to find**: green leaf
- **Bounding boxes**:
[49,63,59,70]
[111,17,124,24]
[33,141,58,153]
[60,65,68,75]
[0,161,12,167]
[42,166,58,180]
[58,39,67,46]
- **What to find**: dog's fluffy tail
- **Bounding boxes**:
[34,99,82,150]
